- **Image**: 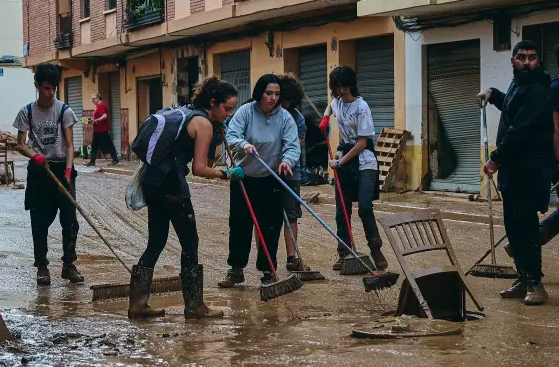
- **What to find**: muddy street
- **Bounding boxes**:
[2,166,559,366]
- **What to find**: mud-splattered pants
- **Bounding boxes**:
[139,180,199,272]
[26,160,79,267]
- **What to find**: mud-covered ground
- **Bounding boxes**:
[1,161,559,366]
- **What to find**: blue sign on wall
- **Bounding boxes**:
[0,68,3,77]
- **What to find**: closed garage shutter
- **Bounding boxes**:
[299,45,328,117]
[109,73,121,158]
[220,50,251,106]
[427,39,481,193]
[356,35,395,135]
[543,22,559,77]
[65,77,83,150]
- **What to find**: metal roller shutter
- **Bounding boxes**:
[109,73,121,158]
[543,23,559,77]
[427,39,481,193]
[65,77,83,151]
[220,50,251,106]
[356,35,395,134]
[299,45,328,117]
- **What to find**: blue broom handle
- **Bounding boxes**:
[253,154,375,273]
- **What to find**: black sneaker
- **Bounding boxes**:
[61,264,85,283]
[260,272,273,285]
[37,266,51,286]
[286,257,304,271]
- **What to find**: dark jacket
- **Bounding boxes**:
[489,70,555,212]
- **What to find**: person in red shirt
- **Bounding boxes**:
[87,93,119,166]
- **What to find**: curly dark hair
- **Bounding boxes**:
[191,75,238,109]
[328,66,360,98]
[278,73,304,108]
[34,63,61,86]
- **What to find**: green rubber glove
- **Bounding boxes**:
[222,167,244,180]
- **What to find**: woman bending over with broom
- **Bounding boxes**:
[128,76,242,319]
[319,66,388,271]
[218,74,301,288]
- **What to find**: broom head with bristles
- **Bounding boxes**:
[260,273,303,302]
[91,275,183,302]
[469,263,518,279]
[340,253,376,275]
[362,272,400,292]
[291,270,326,281]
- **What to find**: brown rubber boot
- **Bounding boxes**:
[183,265,224,319]
[217,268,244,288]
[128,265,166,319]
[524,284,548,305]
[500,279,527,298]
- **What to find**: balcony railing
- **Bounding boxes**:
[54,32,72,50]
[124,0,163,31]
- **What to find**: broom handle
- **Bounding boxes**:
[218,128,278,281]
[282,210,305,268]
[252,153,376,274]
[325,137,357,251]
[42,165,132,273]
[482,103,497,265]
[304,93,357,251]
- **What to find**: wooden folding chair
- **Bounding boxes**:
[0,138,15,185]
[378,208,484,320]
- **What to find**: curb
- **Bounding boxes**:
[98,167,503,226]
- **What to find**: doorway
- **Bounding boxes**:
[137,76,163,128]
[177,56,199,106]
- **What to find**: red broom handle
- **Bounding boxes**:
[325,136,356,251]
[218,127,278,281]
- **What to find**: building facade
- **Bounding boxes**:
[22,0,559,192]
[0,0,35,135]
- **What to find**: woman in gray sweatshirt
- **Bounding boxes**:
[219,74,301,287]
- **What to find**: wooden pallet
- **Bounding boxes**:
[375,128,410,192]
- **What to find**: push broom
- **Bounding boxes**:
[252,153,399,293]
[304,93,374,275]
[27,138,183,301]
[218,128,303,301]
[468,101,517,279]
[282,210,325,281]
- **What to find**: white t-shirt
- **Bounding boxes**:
[330,97,378,171]
[13,99,78,162]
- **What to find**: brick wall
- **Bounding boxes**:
[191,0,204,14]
[23,0,58,57]
[72,0,82,47]
[165,0,175,22]
[90,0,107,43]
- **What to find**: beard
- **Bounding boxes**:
[513,64,542,84]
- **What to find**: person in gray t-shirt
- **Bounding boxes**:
[12,63,84,286]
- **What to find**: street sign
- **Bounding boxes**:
[0,69,3,76]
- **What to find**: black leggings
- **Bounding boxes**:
[227,176,283,272]
[335,169,381,256]
[138,181,199,271]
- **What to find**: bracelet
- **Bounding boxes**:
[336,160,341,168]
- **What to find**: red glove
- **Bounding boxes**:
[32,154,46,166]
[64,168,72,183]
[319,116,330,132]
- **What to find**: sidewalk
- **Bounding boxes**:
[92,157,510,226]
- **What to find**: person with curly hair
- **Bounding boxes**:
[128,76,242,319]
[319,66,388,272]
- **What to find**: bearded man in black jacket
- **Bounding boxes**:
[477,40,555,305]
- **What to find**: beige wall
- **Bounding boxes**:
[80,20,91,45]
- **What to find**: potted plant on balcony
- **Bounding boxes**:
[124,0,163,30]
[54,32,72,50]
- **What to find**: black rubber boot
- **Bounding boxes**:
[37,266,51,286]
[128,265,165,319]
[61,264,84,283]
[217,268,244,288]
[360,208,388,270]
[183,265,224,319]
